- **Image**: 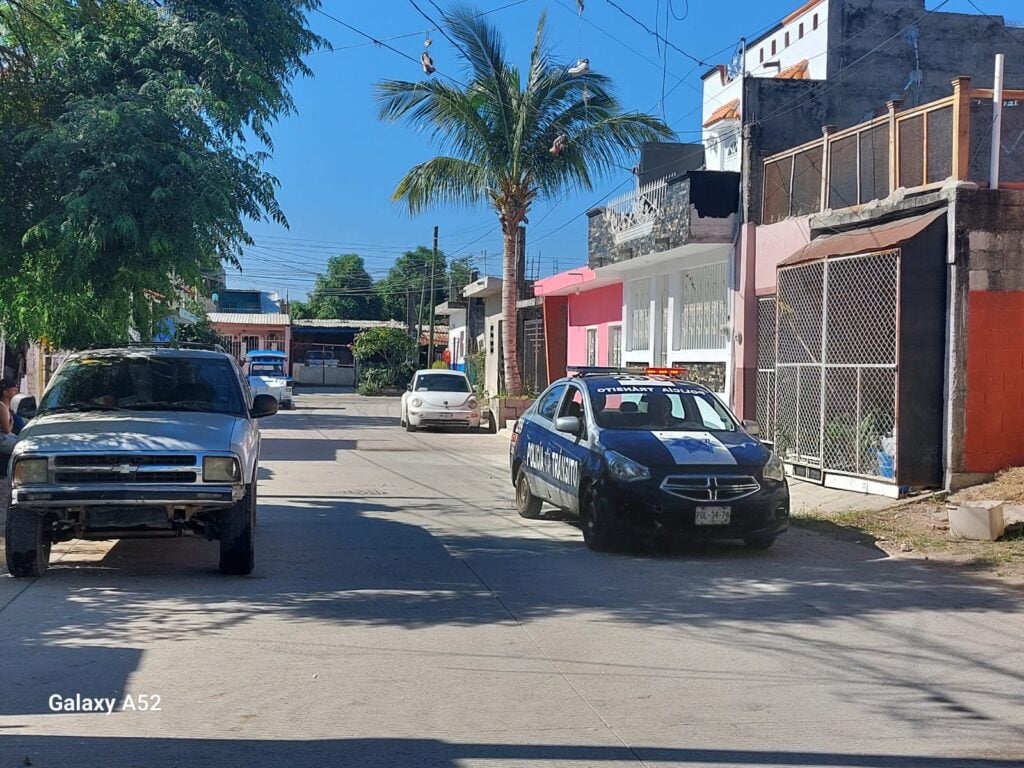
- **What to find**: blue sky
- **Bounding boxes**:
[232,0,1022,300]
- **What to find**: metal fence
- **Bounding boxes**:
[755,297,777,444]
[772,250,899,480]
[604,178,668,244]
[521,318,547,395]
[676,262,728,351]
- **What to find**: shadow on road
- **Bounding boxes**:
[1,735,1022,768]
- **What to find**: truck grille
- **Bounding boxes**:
[55,471,198,484]
[660,475,760,502]
[54,454,196,467]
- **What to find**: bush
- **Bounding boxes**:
[352,328,416,389]
[431,360,448,369]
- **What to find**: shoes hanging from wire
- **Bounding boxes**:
[421,50,436,75]
[549,134,569,156]
[568,58,589,76]
[577,0,584,12]
[582,86,592,105]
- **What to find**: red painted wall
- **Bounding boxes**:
[543,296,568,384]
[964,291,1024,472]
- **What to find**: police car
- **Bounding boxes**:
[509,368,789,551]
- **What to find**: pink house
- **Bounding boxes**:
[207,312,292,365]
[535,268,623,380]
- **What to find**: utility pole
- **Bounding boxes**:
[428,225,438,365]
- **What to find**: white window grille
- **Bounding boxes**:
[603,179,669,244]
[265,333,284,352]
[675,262,728,351]
[586,328,598,366]
[608,325,622,368]
[243,335,260,354]
[659,279,670,366]
[230,336,243,359]
[626,277,651,352]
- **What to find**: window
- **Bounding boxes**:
[813,13,818,30]
[759,48,765,63]
[799,22,804,38]
[784,31,790,47]
[586,328,598,366]
[243,335,260,354]
[558,386,586,421]
[536,384,567,421]
[589,385,737,432]
[229,336,242,360]
[266,332,284,352]
[695,396,729,430]
[608,326,622,368]
[627,277,651,352]
[414,373,470,393]
[771,40,777,55]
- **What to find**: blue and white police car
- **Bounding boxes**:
[509,368,789,551]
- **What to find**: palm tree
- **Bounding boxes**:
[376,4,673,394]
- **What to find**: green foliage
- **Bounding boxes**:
[0,0,324,348]
[431,360,449,369]
[303,254,381,320]
[375,4,671,393]
[352,327,416,384]
[376,246,450,322]
[173,315,229,350]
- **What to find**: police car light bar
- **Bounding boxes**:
[567,366,631,376]
[645,367,688,377]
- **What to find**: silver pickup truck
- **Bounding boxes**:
[4,345,277,577]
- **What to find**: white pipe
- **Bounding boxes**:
[991,53,1005,190]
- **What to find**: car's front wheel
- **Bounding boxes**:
[515,469,543,519]
[404,410,417,432]
[580,486,616,552]
[5,506,51,578]
[219,485,255,575]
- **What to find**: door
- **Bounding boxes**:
[519,383,567,503]
[547,384,589,512]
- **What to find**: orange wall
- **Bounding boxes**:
[964,291,1024,473]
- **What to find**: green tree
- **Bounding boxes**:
[376,4,671,393]
[305,254,381,320]
[351,327,417,387]
[376,245,447,323]
[173,315,229,350]
[0,0,323,349]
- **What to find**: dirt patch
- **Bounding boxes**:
[950,466,1024,504]
[793,499,1024,588]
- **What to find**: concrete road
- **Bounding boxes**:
[1,392,1023,768]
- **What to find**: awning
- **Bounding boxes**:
[778,208,946,267]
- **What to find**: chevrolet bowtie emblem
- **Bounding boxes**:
[114,464,135,475]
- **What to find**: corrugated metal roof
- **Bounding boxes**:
[208,313,290,325]
[292,319,406,329]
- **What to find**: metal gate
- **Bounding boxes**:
[774,249,899,481]
[755,297,777,444]
[522,318,546,395]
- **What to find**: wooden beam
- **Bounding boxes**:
[951,76,972,181]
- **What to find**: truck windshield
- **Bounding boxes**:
[38,355,246,416]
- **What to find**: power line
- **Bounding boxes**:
[604,0,707,67]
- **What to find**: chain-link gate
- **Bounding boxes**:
[774,249,899,481]
[755,297,777,444]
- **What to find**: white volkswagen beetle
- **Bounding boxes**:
[400,369,480,432]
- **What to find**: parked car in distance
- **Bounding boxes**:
[509,367,789,552]
[245,350,293,410]
[304,350,338,367]
[401,369,481,432]
[4,345,277,578]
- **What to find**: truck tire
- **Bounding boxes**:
[580,486,616,552]
[219,485,255,575]
[5,506,51,578]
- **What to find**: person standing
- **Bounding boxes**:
[0,376,24,436]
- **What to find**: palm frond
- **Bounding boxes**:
[391,156,491,215]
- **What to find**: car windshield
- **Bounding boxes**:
[587,383,738,432]
[250,363,284,376]
[38,354,246,416]
[414,374,470,393]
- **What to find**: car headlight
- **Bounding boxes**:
[467,397,479,410]
[13,458,48,486]
[604,450,650,483]
[763,452,786,482]
[411,397,423,408]
[203,456,241,483]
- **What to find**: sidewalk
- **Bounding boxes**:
[788,477,896,516]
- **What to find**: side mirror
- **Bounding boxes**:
[407,384,413,392]
[554,416,582,436]
[12,395,37,421]
[251,393,279,418]
[743,419,761,437]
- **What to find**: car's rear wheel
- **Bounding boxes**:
[219,485,255,575]
[580,486,616,552]
[5,506,51,578]
[743,535,777,551]
[515,469,543,519]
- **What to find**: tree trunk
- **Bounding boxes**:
[501,226,523,395]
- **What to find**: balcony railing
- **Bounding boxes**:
[762,77,1024,224]
[603,178,669,244]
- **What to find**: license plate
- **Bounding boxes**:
[439,412,453,419]
[695,506,731,525]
